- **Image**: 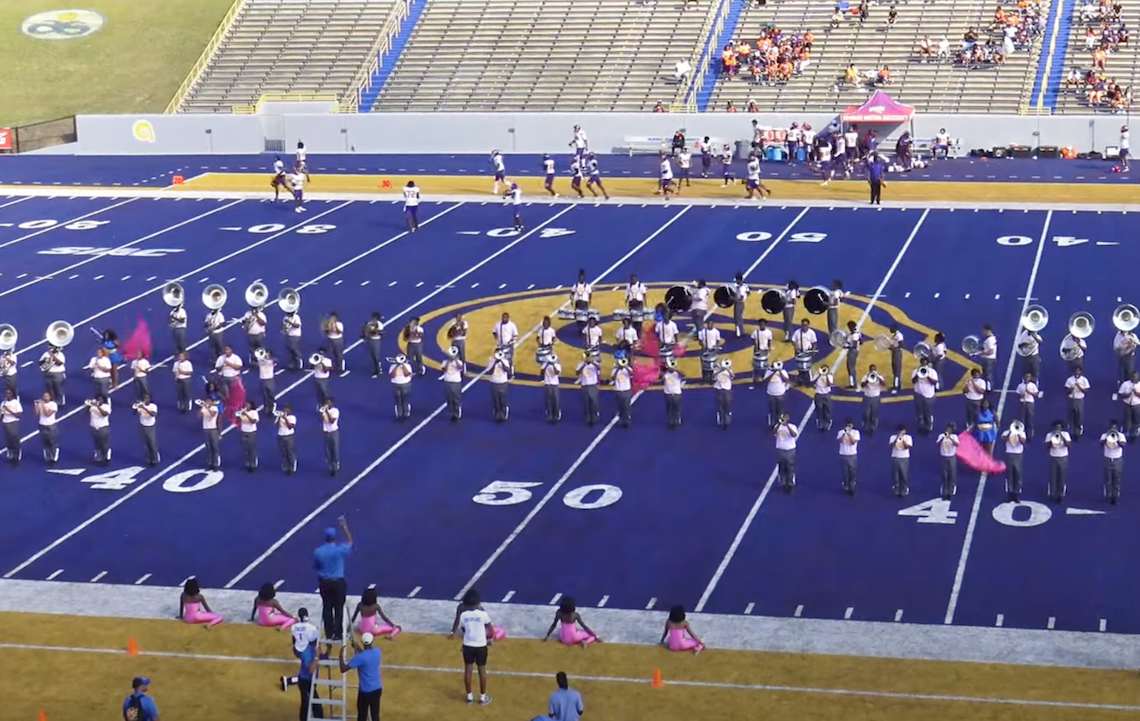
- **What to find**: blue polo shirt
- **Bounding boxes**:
[348,646,382,693]
[868,161,885,182]
[313,541,352,579]
[295,644,318,681]
[122,692,159,721]
[549,687,584,721]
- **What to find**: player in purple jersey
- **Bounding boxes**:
[585,154,609,200]
[569,156,584,198]
[503,183,523,230]
[403,181,421,232]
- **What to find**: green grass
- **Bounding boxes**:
[0,0,235,126]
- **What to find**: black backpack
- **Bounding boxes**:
[125,694,146,721]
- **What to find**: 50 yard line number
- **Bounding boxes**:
[473,480,622,510]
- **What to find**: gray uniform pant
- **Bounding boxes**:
[451,338,467,365]
[46,372,66,406]
[367,338,382,376]
[219,374,237,403]
[1127,403,1140,440]
[1021,401,1036,439]
[941,456,957,497]
[39,424,59,462]
[581,384,599,424]
[1121,352,1136,382]
[261,377,276,414]
[208,331,224,362]
[4,420,20,461]
[134,375,150,402]
[1049,456,1068,499]
[814,394,832,430]
[767,393,785,428]
[3,373,17,397]
[615,389,632,427]
[328,337,345,372]
[827,307,839,335]
[965,398,981,428]
[777,448,796,488]
[980,357,996,387]
[892,457,909,494]
[141,424,159,465]
[176,378,192,412]
[315,377,331,408]
[1022,353,1040,379]
[324,430,339,472]
[204,428,221,468]
[491,383,509,421]
[172,327,188,355]
[782,307,794,339]
[665,393,682,427]
[840,454,857,491]
[241,431,258,470]
[543,384,561,422]
[393,383,411,419]
[1068,397,1084,437]
[1005,453,1023,495]
[247,333,265,361]
[733,302,745,336]
[285,335,303,370]
[862,396,880,433]
[846,348,859,388]
[92,426,110,463]
[407,342,424,375]
[716,388,732,428]
[915,395,934,434]
[1105,456,1123,499]
[891,350,903,390]
[279,434,296,473]
[445,381,463,420]
[93,377,111,399]
[1067,356,1084,375]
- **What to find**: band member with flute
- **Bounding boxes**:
[441,347,465,422]
[86,348,112,399]
[283,308,303,371]
[774,413,798,492]
[131,350,152,402]
[1015,371,1042,440]
[2,388,21,465]
[1064,366,1090,441]
[238,400,259,472]
[135,394,159,467]
[36,391,60,466]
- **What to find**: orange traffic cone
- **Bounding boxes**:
[650,668,664,688]
[37,711,47,721]
[127,637,139,656]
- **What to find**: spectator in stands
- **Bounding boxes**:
[653,101,666,113]
[843,63,860,86]
[747,99,760,112]
[876,66,892,85]
[887,6,898,28]
[726,101,738,112]
[859,0,869,23]
[918,36,934,60]
[831,6,843,29]
[937,36,951,59]
[684,0,698,8]
[674,59,692,84]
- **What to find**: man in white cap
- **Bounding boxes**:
[281,608,322,720]
[340,631,383,721]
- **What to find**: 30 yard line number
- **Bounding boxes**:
[472,480,623,510]
[899,498,1053,528]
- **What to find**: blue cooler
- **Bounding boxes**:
[796,146,808,163]
[766,146,787,162]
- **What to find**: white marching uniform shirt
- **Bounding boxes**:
[774,423,798,450]
[40,350,65,374]
[792,328,818,353]
[206,311,226,333]
[1003,429,1026,455]
[322,408,340,433]
[662,370,683,395]
[752,327,773,351]
[138,402,157,427]
[240,409,260,433]
[862,374,883,397]
[403,186,420,206]
[258,358,275,381]
[981,334,997,360]
[626,282,646,304]
[838,428,860,455]
[1114,331,1137,355]
[714,367,733,390]
[201,405,219,430]
[912,370,938,398]
[1,398,22,423]
[583,325,603,348]
[277,414,297,436]
[538,327,557,348]
[572,282,592,303]
[87,355,112,379]
[766,370,790,396]
[441,359,465,383]
[1120,379,1140,405]
[89,402,111,428]
[814,371,834,395]
[890,433,913,458]
[493,320,519,347]
[937,432,960,457]
[325,321,344,340]
[964,377,988,401]
[615,326,638,347]
[698,326,721,350]
[389,362,412,385]
[1017,379,1041,403]
[660,159,673,181]
[216,354,243,378]
[37,400,58,425]
[131,358,151,380]
[314,357,333,379]
[285,314,302,337]
[542,362,562,386]
[1103,431,1125,459]
[244,310,267,335]
[1061,334,1086,359]
[1048,431,1072,457]
[576,361,599,386]
[1065,375,1090,398]
[657,320,679,345]
[174,359,193,381]
[692,286,711,312]
[169,307,188,329]
[489,360,510,384]
[612,366,632,391]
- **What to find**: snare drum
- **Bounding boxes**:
[613,308,630,321]
[536,345,553,365]
[793,351,814,373]
[587,308,601,322]
[573,300,589,322]
[659,343,675,361]
[752,349,770,371]
[556,308,575,321]
[700,350,719,373]
[629,300,645,323]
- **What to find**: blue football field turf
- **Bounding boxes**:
[0,192,1136,636]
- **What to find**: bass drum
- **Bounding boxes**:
[713,286,734,308]
[760,290,785,314]
[664,286,692,315]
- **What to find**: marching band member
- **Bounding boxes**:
[662,357,684,429]
[490,150,508,195]
[911,358,938,435]
[36,391,59,466]
[774,412,798,491]
[1060,329,1086,374]
[448,312,468,365]
[714,358,734,430]
[887,324,904,393]
[86,348,113,399]
[1120,371,1140,442]
[691,280,711,332]
[936,422,960,500]
[323,312,345,374]
[1015,371,1041,440]
[240,303,267,362]
[135,393,159,467]
[215,346,243,402]
[571,271,592,332]
[612,358,633,427]
[312,348,333,409]
[657,311,679,368]
[404,316,425,375]
[88,393,111,466]
[0,346,15,397]
[493,312,519,376]
[1064,366,1090,440]
[576,351,600,426]
[504,182,523,231]
[537,315,558,362]
[441,347,465,422]
[362,313,385,378]
[169,298,189,355]
[979,324,998,386]
[488,351,511,423]
[861,365,884,435]
[1046,420,1072,503]
[1114,324,1138,381]
[403,181,421,233]
[698,317,722,383]
[276,403,297,475]
[582,316,603,360]
[626,274,647,334]
[257,349,277,415]
[963,368,988,428]
[826,280,844,335]
[838,419,860,495]
[2,388,21,465]
[290,169,306,213]
[843,321,864,389]
[541,351,562,423]
[812,364,834,432]
[283,306,303,370]
[389,354,413,421]
[200,395,221,470]
[764,361,790,429]
[237,400,259,472]
[931,333,948,389]
[205,306,226,363]
[1102,421,1126,504]
[1015,324,1041,378]
[1002,421,1027,502]
[780,281,800,342]
[321,398,340,477]
[791,319,818,386]
[751,319,773,386]
[730,272,749,337]
[130,350,152,402]
[889,424,913,497]
[614,317,637,359]
[39,343,66,407]
[173,351,193,413]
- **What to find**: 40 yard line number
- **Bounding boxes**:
[473,480,622,510]
[899,498,1052,528]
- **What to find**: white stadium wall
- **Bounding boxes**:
[74,113,1128,156]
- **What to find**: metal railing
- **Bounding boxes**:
[165,0,247,113]
[343,0,413,112]
[673,0,731,110]
[231,93,347,114]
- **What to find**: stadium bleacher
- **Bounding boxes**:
[371,0,715,112]
[1054,0,1135,113]
[178,0,400,113]
[707,0,1043,115]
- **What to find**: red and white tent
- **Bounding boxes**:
[841,90,915,124]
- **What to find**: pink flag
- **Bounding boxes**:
[639,324,660,358]
[631,359,660,391]
[956,433,1006,474]
[225,376,247,427]
[121,317,153,359]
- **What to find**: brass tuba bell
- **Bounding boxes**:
[244,281,269,308]
[162,282,185,308]
[278,287,301,314]
[45,321,74,348]
[1113,304,1139,332]
[202,284,227,311]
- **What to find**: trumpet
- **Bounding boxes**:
[254,348,269,362]
[867,371,882,384]
[1010,420,1025,435]
[131,401,144,412]
[309,353,325,367]
[273,410,287,419]
[917,366,931,379]
[194,399,213,409]
[85,398,98,408]
[1049,430,1065,446]
[771,360,784,372]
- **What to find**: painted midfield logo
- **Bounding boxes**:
[21,10,105,40]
